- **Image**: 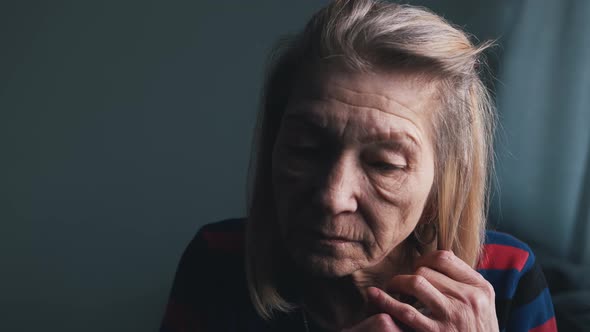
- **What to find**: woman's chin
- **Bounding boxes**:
[291,249,365,277]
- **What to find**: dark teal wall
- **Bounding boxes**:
[1,1,325,331]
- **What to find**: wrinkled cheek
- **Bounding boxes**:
[360,240,382,261]
[272,162,318,225]
[367,211,404,245]
[273,164,314,198]
[361,187,417,259]
[370,175,410,205]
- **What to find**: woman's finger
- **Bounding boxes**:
[410,265,470,298]
[414,250,486,287]
[367,286,437,331]
[413,252,496,317]
[384,273,450,318]
[342,313,403,332]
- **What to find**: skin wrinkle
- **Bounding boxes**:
[288,96,424,149]
[360,168,406,257]
[329,122,407,259]
[270,65,444,332]
[326,83,426,134]
[273,67,436,280]
[284,97,422,156]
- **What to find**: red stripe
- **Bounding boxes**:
[529,317,557,332]
[201,231,244,251]
[477,244,529,272]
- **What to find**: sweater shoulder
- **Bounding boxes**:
[194,217,247,254]
[478,230,535,273]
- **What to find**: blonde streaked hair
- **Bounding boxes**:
[245,0,496,319]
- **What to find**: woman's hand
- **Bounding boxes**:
[366,250,499,332]
[341,313,404,332]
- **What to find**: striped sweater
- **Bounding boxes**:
[160,218,557,332]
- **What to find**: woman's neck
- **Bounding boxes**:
[302,276,367,331]
[300,250,414,331]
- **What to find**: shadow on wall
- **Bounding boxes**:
[0,1,326,331]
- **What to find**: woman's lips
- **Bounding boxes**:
[317,237,353,245]
[303,230,357,244]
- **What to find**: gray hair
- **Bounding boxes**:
[245,0,496,319]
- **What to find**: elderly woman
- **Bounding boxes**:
[160,1,556,331]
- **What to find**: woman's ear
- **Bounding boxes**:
[418,187,438,226]
[413,191,439,254]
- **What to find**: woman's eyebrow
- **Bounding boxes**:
[282,112,326,132]
[283,113,420,150]
[364,135,420,155]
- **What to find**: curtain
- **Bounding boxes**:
[492,0,590,265]
[410,0,590,266]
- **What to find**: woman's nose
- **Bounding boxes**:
[314,156,359,215]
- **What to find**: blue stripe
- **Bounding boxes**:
[506,287,555,331]
[485,231,532,252]
[477,269,521,299]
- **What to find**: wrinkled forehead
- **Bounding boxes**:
[288,62,440,118]
[285,63,441,140]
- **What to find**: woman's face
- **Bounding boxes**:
[272,66,436,277]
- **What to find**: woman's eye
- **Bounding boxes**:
[370,161,406,172]
[286,145,321,156]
